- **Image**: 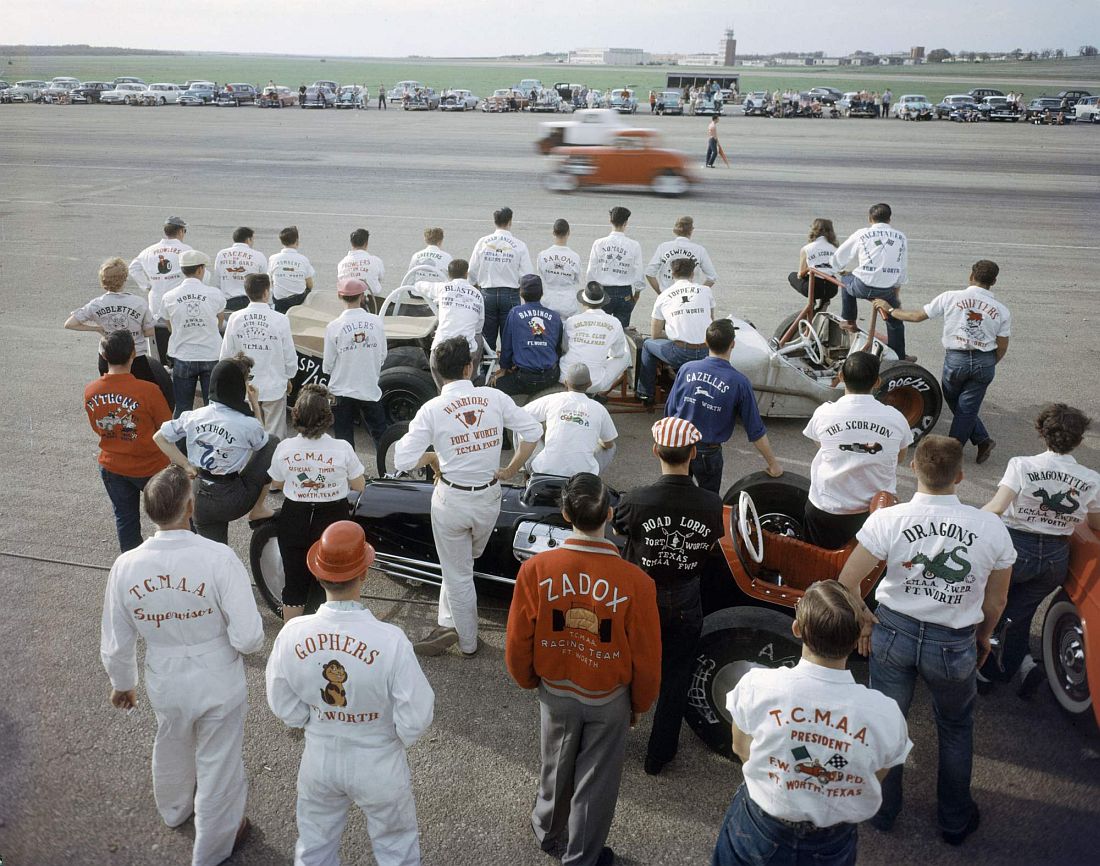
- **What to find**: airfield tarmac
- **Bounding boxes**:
[1,104,1098,865]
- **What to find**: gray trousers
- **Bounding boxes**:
[532,686,630,866]
[194,437,279,544]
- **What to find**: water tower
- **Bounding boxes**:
[723,27,737,66]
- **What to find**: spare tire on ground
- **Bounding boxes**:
[875,361,942,445]
[379,365,437,425]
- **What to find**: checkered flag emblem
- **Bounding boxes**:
[826,754,848,770]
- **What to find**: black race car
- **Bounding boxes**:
[839,442,884,454]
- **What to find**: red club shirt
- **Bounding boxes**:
[84,373,171,478]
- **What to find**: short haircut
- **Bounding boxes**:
[971,259,999,287]
[232,226,253,244]
[670,256,696,278]
[244,272,271,301]
[181,264,203,277]
[448,258,469,279]
[100,329,135,365]
[552,218,570,237]
[841,351,880,393]
[656,443,694,466]
[706,319,737,354]
[674,215,694,236]
[493,207,513,227]
[163,223,185,239]
[433,336,471,381]
[520,281,543,302]
[317,577,354,593]
[797,581,861,660]
[143,465,193,526]
[99,257,129,293]
[1036,403,1091,454]
[913,435,962,490]
[609,206,631,227]
[350,228,369,248]
[424,227,444,245]
[869,203,892,223]
[561,472,610,532]
[279,225,299,246]
[293,383,335,438]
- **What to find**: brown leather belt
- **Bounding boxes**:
[673,340,707,350]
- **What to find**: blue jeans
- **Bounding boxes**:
[690,444,724,494]
[870,605,977,834]
[332,396,388,448]
[941,350,996,446]
[712,785,857,866]
[602,284,637,330]
[481,287,519,350]
[100,467,152,552]
[171,358,216,417]
[638,339,707,399]
[706,138,718,167]
[839,275,905,358]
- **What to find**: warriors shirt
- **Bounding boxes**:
[999,451,1100,535]
[85,372,171,477]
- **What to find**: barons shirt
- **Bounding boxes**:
[526,390,617,476]
[84,372,171,477]
[645,237,719,290]
[267,248,317,300]
[923,286,1011,353]
[831,223,908,288]
[999,451,1100,536]
[214,243,268,301]
[128,237,193,320]
[269,433,365,502]
[665,356,766,446]
[337,249,386,299]
[500,301,563,372]
[412,278,485,351]
[220,302,298,401]
[160,403,269,475]
[468,229,535,288]
[72,291,154,357]
[586,231,645,290]
[161,278,226,362]
[857,493,1016,629]
[322,308,388,402]
[537,245,583,318]
[803,394,913,514]
[728,660,912,827]
[561,309,629,371]
[651,279,716,344]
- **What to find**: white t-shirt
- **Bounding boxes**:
[412,278,485,351]
[831,223,908,288]
[214,243,268,301]
[651,280,716,344]
[322,309,388,402]
[999,451,1100,535]
[337,249,385,298]
[469,230,534,288]
[268,248,317,300]
[857,493,1017,628]
[220,302,298,401]
[586,231,644,290]
[645,237,719,290]
[803,394,913,514]
[526,390,618,476]
[923,286,1011,353]
[408,245,452,277]
[537,245,583,318]
[269,433,365,502]
[801,237,837,274]
[728,660,911,827]
[128,237,193,320]
[161,278,226,362]
[72,291,154,357]
[561,309,629,371]
[159,403,268,475]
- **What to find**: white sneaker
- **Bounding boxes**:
[1017,654,1044,699]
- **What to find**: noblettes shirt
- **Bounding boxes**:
[72,291,154,356]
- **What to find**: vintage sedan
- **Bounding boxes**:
[1073,95,1100,123]
[215,83,258,106]
[139,83,183,105]
[1025,96,1066,121]
[608,88,639,114]
[335,85,366,109]
[741,90,771,116]
[935,94,978,118]
[403,88,440,110]
[481,88,527,112]
[112,76,147,87]
[177,83,217,105]
[301,85,336,108]
[42,77,80,103]
[71,81,112,103]
[529,88,566,113]
[8,80,49,102]
[892,94,934,120]
[388,80,423,102]
[439,89,479,111]
[544,128,696,197]
[978,95,1021,121]
[99,83,148,105]
[655,90,685,115]
[0,80,11,103]
[258,85,297,108]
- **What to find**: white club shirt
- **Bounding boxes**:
[537,245,583,318]
[857,493,1017,629]
[266,603,435,748]
[393,379,542,486]
[71,291,154,357]
[999,451,1100,535]
[801,237,838,275]
[220,302,298,401]
[100,530,265,691]
[830,223,908,288]
[269,433,365,502]
[407,245,453,277]
[560,309,629,374]
[645,237,719,290]
[268,248,317,300]
[337,249,386,299]
[128,237,193,320]
[803,395,913,514]
[728,660,911,827]
[526,390,617,476]
[161,277,226,362]
[322,308,388,402]
[651,280,716,344]
[412,278,485,351]
[923,286,1011,353]
[214,243,268,301]
[469,230,535,288]
[160,403,268,475]
[586,231,645,290]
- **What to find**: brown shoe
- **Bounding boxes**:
[976,439,996,465]
[414,626,459,657]
[232,817,251,855]
[903,354,918,363]
[839,321,859,333]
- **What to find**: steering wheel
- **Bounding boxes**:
[798,318,826,366]
[737,492,764,564]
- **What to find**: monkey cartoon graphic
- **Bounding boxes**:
[320,659,348,707]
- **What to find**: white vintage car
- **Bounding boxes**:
[139,83,183,105]
[9,80,49,102]
[439,89,479,111]
[535,108,629,152]
[388,80,423,102]
[892,94,934,120]
[99,82,148,105]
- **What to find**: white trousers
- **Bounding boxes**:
[560,355,631,395]
[295,737,420,866]
[430,482,502,653]
[259,397,288,439]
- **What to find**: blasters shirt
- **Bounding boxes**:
[613,475,724,587]
[268,248,317,300]
[269,433,365,502]
[651,279,716,344]
[857,493,1017,628]
[129,237,192,320]
[586,231,645,290]
[412,278,485,351]
[160,403,269,475]
[537,245,583,318]
[665,356,766,446]
[645,238,719,290]
[220,302,298,401]
[469,229,534,288]
[101,530,265,691]
[85,372,171,477]
[803,394,913,515]
[214,243,268,301]
[728,660,912,827]
[561,309,629,373]
[71,291,154,356]
[923,286,1011,353]
[408,244,453,277]
[831,223,908,288]
[801,237,837,274]
[266,603,435,748]
[337,249,386,299]
[161,277,226,362]
[526,390,617,476]
[322,308,388,402]
[999,451,1100,535]
[500,302,563,372]
[393,380,542,487]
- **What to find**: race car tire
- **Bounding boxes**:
[545,172,579,193]
[687,606,802,757]
[375,421,436,481]
[721,471,810,539]
[1042,591,1098,734]
[875,362,942,445]
[379,365,438,425]
[249,517,325,617]
[651,171,689,197]
[382,345,431,372]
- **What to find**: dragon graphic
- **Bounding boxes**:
[903,545,972,584]
[1032,487,1080,515]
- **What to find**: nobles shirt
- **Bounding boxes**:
[161,278,226,362]
[999,451,1100,536]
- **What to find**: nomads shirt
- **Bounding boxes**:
[536,245,583,318]
[161,278,226,362]
[71,291,154,357]
[830,223,908,289]
[857,493,1016,628]
[526,390,617,476]
[923,286,1011,353]
[214,243,268,301]
[651,279,716,344]
[128,236,192,320]
[159,403,268,475]
[665,356,766,446]
[322,308,388,402]
[268,433,365,502]
[803,394,912,514]
[728,660,912,827]
[268,248,317,300]
[586,231,645,290]
[645,237,719,291]
[500,302,563,371]
[613,475,724,586]
[84,372,171,477]
[337,249,386,299]
[412,278,485,351]
[999,451,1100,535]
[220,302,298,401]
[469,229,534,288]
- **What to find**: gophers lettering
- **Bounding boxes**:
[294,631,381,664]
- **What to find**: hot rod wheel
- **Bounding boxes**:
[1042,590,1098,734]
[376,421,434,480]
[249,517,326,617]
[378,365,438,425]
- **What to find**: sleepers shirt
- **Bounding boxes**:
[128,237,192,320]
[830,223,908,288]
[999,451,1100,535]
[651,279,716,344]
[269,434,365,502]
[220,302,298,402]
[586,231,644,290]
[72,291,154,356]
[161,278,226,362]
[537,245,583,318]
[267,248,316,300]
[923,286,1011,353]
[337,249,386,299]
[214,243,268,301]
[645,237,719,290]
[469,230,534,288]
[322,308,388,402]
[408,244,453,277]
[160,403,268,475]
[526,390,617,476]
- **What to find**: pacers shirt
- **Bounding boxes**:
[923,286,1011,353]
[214,243,268,301]
[999,451,1100,535]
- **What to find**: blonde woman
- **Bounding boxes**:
[788,219,840,307]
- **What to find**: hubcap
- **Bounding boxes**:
[385,390,422,423]
[1056,616,1088,697]
[710,660,763,724]
[653,174,687,195]
[260,537,285,603]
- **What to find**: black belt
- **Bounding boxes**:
[673,340,707,350]
[697,442,721,450]
[199,469,239,481]
[516,365,558,375]
[946,348,995,355]
[439,476,498,492]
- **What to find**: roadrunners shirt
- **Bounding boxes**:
[408,244,453,277]
[161,277,226,362]
[267,248,316,300]
[803,395,912,514]
[728,660,911,826]
[337,249,386,300]
[645,237,719,290]
[85,372,171,477]
[322,308,388,402]
[269,434,365,502]
[160,403,268,475]
[506,535,662,712]
[266,603,434,747]
[393,379,542,486]
[999,451,1100,535]
[857,493,1016,628]
[801,237,838,275]
[614,475,724,587]
[213,243,268,301]
[665,356,765,445]
[412,278,485,351]
[831,223,908,288]
[537,245,583,317]
[586,231,645,290]
[500,301,563,371]
[71,291,154,357]
[220,302,297,401]
[651,279,716,344]
[560,309,629,379]
[526,390,617,476]
[469,229,534,288]
[128,237,193,320]
[923,286,1011,352]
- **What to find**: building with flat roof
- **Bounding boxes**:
[567,47,649,65]
[677,53,721,66]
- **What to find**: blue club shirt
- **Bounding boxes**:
[665,355,766,446]
[500,301,563,372]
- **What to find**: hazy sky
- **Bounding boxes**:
[7,0,1096,58]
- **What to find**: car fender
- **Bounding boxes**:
[1066,525,1100,726]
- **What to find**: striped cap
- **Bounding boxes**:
[651,416,702,448]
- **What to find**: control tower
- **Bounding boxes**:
[723,27,737,66]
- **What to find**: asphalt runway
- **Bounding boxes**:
[1,104,1099,866]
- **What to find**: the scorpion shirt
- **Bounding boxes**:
[999,451,1100,535]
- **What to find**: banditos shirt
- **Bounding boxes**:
[159,403,268,475]
[537,245,583,318]
[469,229,535,288]
[923,286,1011,352]
[999,451,1100,535]
[728,660,912,827]
[268,248,316,300]
[220,302,297,401]
[129,236,192,320]
[500,301,563,371]
[586,231,645,290]
[526,390,617,476]
[214,243,268,301]
[322,308,388,402]
[161,277,226,362]
[505,535,662,713]
[665,356,765,445]
[85,372,171,477]
[268,433,365,502]
[857,493,1016,628]
[651,279,716,343]
[645,238,719,290]
[412,278,485,351]
[337,249,386,299]
[71,291,154,357]
[831,223,908,288]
